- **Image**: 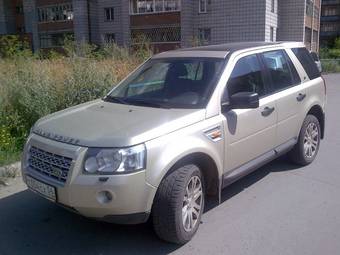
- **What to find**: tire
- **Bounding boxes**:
[152,164,205,244]
[289,114,321,166]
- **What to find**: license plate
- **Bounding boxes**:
[26,176,57,202]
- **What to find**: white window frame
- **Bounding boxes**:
[199,0,207,14]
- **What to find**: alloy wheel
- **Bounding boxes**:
[303,122,319,159]
[182,175,203,232]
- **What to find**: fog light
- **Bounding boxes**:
[97,191,113,204]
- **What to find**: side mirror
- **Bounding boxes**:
[229,92,259,109]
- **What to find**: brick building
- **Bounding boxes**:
[0,0,321,52]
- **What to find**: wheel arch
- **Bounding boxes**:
[164,152,220,197]
[307,104,325,139]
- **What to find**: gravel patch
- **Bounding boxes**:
[0,162,21,187]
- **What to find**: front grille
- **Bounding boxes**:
[28,146,73,183]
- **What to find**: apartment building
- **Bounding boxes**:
[0,0,32,44]
[0,0,24,34]
[320,0,340,46]
[0,0,321,52]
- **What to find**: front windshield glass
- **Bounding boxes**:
[106,58,225,109]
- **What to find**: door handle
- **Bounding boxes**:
[297,93,306,102]
[261,106,275,117]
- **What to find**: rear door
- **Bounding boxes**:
[260,49,305,146]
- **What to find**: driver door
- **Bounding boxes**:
[222,53,278,174]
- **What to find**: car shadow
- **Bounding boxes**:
[0,156,301,255]
[205,155,302,211]
[0,192,180,255]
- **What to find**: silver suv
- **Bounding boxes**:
[21,42,326,244]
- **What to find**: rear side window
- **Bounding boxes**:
[292,47,321,80]
[286,52,301,85]
[262,50,297,92]
[227,54,266,97]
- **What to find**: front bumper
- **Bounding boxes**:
[21,134,157,224]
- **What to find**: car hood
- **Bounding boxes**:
[32,100,206,147]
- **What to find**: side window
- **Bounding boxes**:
[227,55,266,97]
[291,47,321,80]
[286,51,301,85]
[262,50,296,92]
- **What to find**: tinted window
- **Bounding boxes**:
[227,55,266,97]
[108,58,224,109]
[262,50,296,91]
[292,47,321,80]
[286,52,301,85]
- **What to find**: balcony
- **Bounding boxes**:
[130,0,181,15]
[129,0,181,51]
[320,31,340,37]
[322,0,340,6]
[321,15,340,22]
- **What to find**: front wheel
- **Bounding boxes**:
[289,115,321,165]
[152,164,204,244]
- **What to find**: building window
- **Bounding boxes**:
[306,0,313,17]
[321,23,340,32]
[131,27,181,43]
[16,5,24,14]
[198,28,211,44]
[38,4,73,23]
[105,33,116,43]
[271,0,275,13]
[305,27,312,43]
[130,0,181,14]
[199,0,207,13]
[270,27,274,42]
[39,33,73,48]
[312,30,318,43]
[105,7,114,21]
[322,7,339,16]
[17,27,25,33]
[313,6,319,19]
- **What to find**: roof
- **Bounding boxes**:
[178,42,282,53]
[152,41,305,59]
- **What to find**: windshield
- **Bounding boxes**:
[106,58,225,109]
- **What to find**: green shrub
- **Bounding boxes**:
[322,59,340,73]
[0,35,32,58]
[328,49,340,59]
[319,47,330,59]
[0,41,152,166]
[320,37,340,59]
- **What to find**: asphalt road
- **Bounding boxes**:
[1,74,340,255]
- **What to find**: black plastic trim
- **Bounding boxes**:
[96,212,150,225]
[222,138,297,188]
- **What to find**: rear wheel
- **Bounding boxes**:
[289,115,321,165]
[152,164,204,244]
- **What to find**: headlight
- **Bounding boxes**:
[84,144,146,174]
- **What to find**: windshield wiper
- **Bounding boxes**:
[125,98,171,109]
[103,95,129,105]
[104,96,171,109]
